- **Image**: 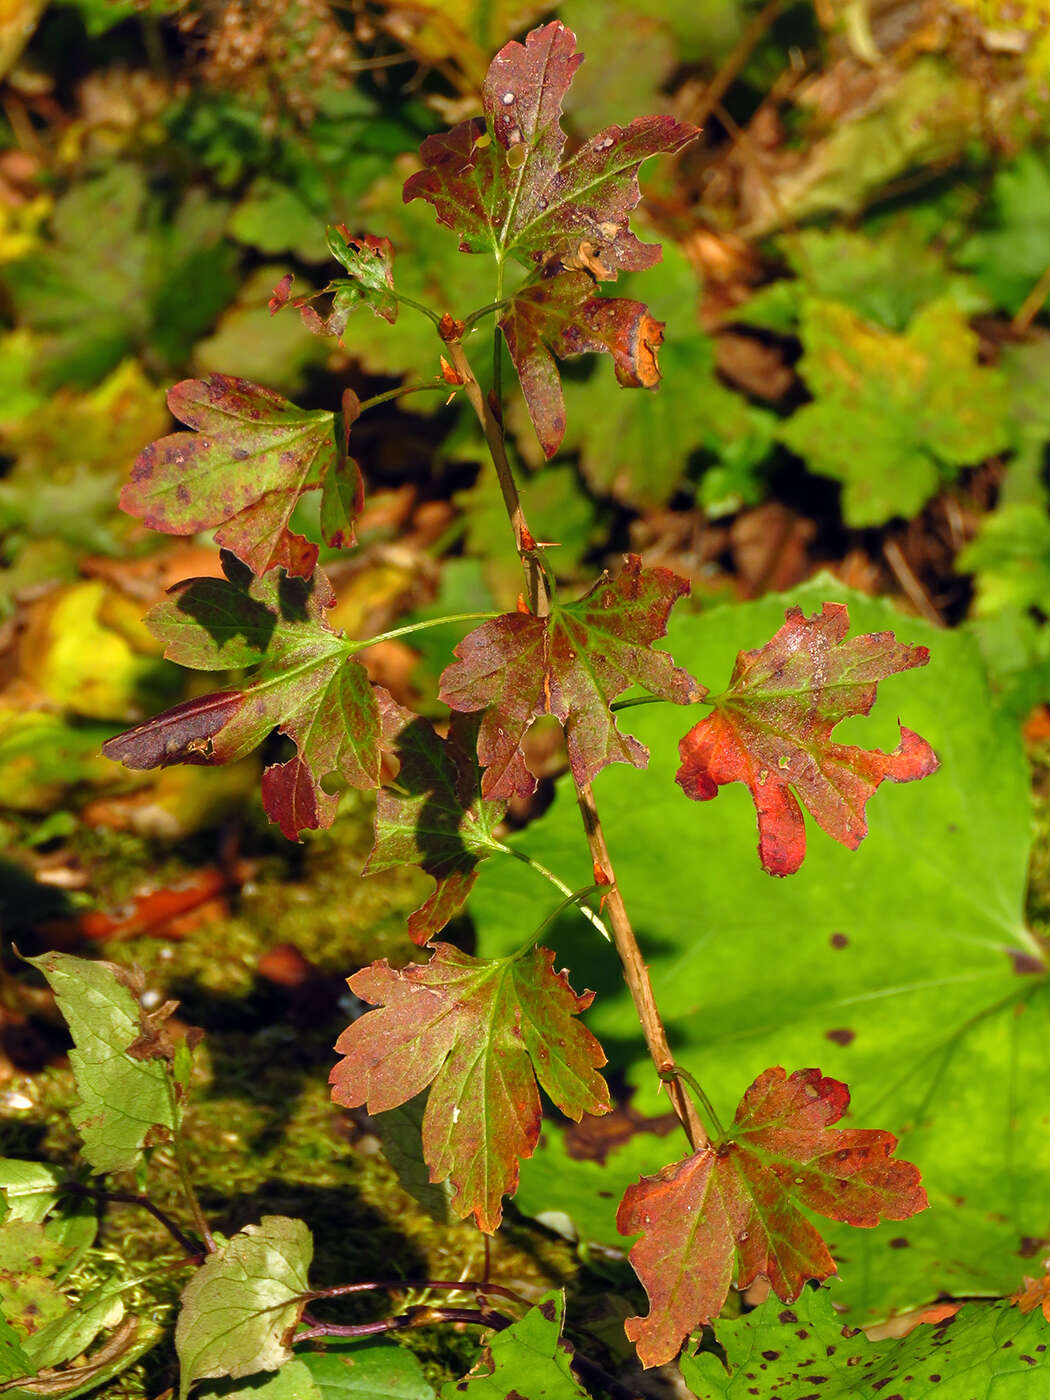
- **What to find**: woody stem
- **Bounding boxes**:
[573,781,708,1150]
[446,338,551,619]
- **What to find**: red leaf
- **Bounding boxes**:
[121,375,361,578]
[499,271,665,457]
[439,554,703,800]
[403,21,697,274]
[102,561,380,838]
[617,1067,928,1368]
[330,944,610,1231]
[366,696,507,945]
[676,603,939,875]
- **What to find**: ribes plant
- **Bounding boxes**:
[8,22,947,1396]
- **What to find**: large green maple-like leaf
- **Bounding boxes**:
[440,553,703,800]
[367,696,507,945]
[778,298,1009,526]
[439,1291,587,1399]
[499,270,664,458]
[618,1067,927,1369]
[24,952,175,1175]
[101,558,380,840]
[329,944,610,1231]
[957,148,1050,316]
[121,375,362,578]
[680,1286,1050,1399]
[677,602,938,877]
[403,20,697,273]
[175,1216,312,1400]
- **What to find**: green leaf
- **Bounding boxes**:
[439,1291,587,1398]
[5,166,236,391]
[957,149,1050,315]
[679,1286,1050,1398]
[957,504,1050,618]
[201,1359,323,1397]
[469,580,1041,1319]
[0,1312,30,1383]
[22,1279,124,1372]
[121,375,358,579]
[24,953,175,1175]
[175,1216,312,1400]
[779,299,1010,526]
[0,1162,62,1224]
[299,1338,436,1398]
[0,1221,71,1338]
[367,699,506,943]
[102,560,380,840]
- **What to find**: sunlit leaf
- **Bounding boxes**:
[439,1291,587,1398]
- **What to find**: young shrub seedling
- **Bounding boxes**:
[6,21,948,1396]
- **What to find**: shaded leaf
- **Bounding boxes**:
[102,560,381,840]
[779,299,1009,526]
[330,944,610,1231]
[499,270,663,457]
[300,1337,436,1398]
[404,21,697,272]
[438,1290,587,1398]
[371,1092,457,1224]
[24,953,175,1175]
[680,1286,1050,1399]
[958,503,1050,619]
[440,554,702,800]
[0,1312,30,1383]
[0,1161,62,1225]
[957,149,1050,315]
[175,1216,312,1400]
[324,228,398,324]
[121,375,360,579]
[677,602,938,876]
[368,697,506,944]
[618,1066,927,1368]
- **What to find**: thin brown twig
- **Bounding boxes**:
[445,338,551,618]
[882,538,943,627]
[56,1182,202,1260]
[305,1278,528,1306]
[691,0,783,128]
[295,1305,508,1342]
[574,782,708,1150]
[1012,260,1050,336]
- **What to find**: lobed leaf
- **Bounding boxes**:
[440,554,703,800]
[121,374,362,578]
[404,21,697,272]
[24,953,175,1175]
[324,227,398,324]
[102,559,381,840]
[778,298,1009,527]
[680,1286,1050,1399]
[499,270,663,457]
[618,1066,927,1368]
[367,696,507,945]
[175,1216,312,1400]
[676,602,938,876]
[330,944,610,1231]
[438,1290,587,1398]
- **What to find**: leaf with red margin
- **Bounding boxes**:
[500,271,664,458]
[617,1066,928,1369]
[330,944,610,1231]
[101,558,380,839]
[121,376,362,578]
[367,695,507,945]
[676,602,939,876]
[403,21,697,274]
[439,554,703,801]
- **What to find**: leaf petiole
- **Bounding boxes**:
[498,844,612,941]
[460,295,514,331]
[355,612,501,649]
[163,1066,216,1253]
[505,883,605,961]
[355,378,455,414]
[657,1063,725,1139]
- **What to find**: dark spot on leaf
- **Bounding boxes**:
[830,932,849,948]
[1019,1236,1047,1257]
[871,1380,891,1391]
[796,1329,810,1339]
[176,483,191,504]
[232,447,249,460]
[826,1028,855,1045]
[1002,1340,1014,1348]
[929,1376,941,1384]
[888,1237,910,1248]
[1021,1355,1037,1365]
[538,1300,557,1322]
[1010,949,1045,975]
[779,1310,798,1324]
[762,1350,780,1361]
